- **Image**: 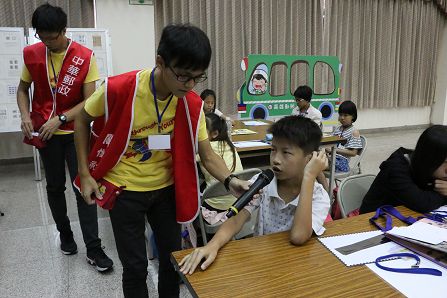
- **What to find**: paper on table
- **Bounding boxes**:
[231,128,257,135]
[233,141,269,148]
[318,231,405,266]
[433,205,447,212]
[387,221,447,245]
[242,120,269,126]
[366,256,447,297]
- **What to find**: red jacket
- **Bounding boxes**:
[23,40,93,131]
[74,70,203,223]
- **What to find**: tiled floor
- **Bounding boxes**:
[0,127,424,298]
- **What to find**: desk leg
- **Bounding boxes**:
[328,145,336,202]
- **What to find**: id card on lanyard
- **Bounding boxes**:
[148,68,173,151]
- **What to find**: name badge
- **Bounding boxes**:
[148,134,171,150]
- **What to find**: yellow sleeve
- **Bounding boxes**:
[84,54,100,84]
[198,111,208,142]
[21,65,33,83]
[84,84,105,117]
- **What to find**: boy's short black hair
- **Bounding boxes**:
[157,24,211,71]
[268,115,322,154]
[338,100,358,122]
[293,85,313,102]
[32,3,67,33]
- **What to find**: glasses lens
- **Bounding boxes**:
[177,76,191,82]
[169,65,207,83]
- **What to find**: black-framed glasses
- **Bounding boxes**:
[168,65,207,83]
[34,31,61,42]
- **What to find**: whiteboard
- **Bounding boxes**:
[0,27,25,133]
[28,28,113,82]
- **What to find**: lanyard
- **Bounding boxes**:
[150,68,173,133]
[369,205,417,232]
[375,253,442,276]
[49,51,58,98]
[425,211,447,223]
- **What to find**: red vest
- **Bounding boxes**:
[23,40,92,131]
[74,70,202,223]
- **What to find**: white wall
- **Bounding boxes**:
[94,0,156,75]
[355,107,431,130]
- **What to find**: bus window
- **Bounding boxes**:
[270,62,287,96]
[290,61,310,93]
[313,61,335,95]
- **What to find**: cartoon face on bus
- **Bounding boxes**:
[248,64,268,95]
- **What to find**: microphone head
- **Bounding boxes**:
[260,169,274,183]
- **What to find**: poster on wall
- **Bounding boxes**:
[0,28,25,133]
[28,28,113,83]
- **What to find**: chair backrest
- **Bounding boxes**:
[201,168,262,202]
[337,173,376,218]
[199,168,262,244]
[348,135,367,175]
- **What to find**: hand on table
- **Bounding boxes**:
[179,245,219,275]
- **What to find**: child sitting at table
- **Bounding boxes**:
[360,125,447,214]
[291,85,322,128]
[317,100,362,191]
[329,100,363,172]
[200,89,229,120]
[180,115,331,274]
[198,113,243,215]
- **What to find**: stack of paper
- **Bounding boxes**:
[387,221,447,249]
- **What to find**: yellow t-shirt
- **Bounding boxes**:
[84,69,208,191]
[21,49,99,135]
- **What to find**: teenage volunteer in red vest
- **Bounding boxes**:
[74,24,251,298]
[16,3,113,272]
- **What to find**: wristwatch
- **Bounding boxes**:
[58,114,67,124]
[224,174,238,191]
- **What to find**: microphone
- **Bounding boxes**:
[226,169,274,218]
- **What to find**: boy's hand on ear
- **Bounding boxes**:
[304,150,328,179]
